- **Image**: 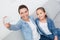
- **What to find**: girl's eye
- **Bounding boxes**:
[40,13,42,14]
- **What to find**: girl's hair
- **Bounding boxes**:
[36,7,47,17]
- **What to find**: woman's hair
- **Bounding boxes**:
[36,7,47,17]
[18,5,28,14]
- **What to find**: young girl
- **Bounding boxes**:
[35,7,60,40]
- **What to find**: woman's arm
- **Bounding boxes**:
[3,16,21,31]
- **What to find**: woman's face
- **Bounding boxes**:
[36,9,46,20]
[19,8,29,20]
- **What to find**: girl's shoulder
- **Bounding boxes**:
[47,17,54,23]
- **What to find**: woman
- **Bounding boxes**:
[35,7,60,40]
[3,5,40,40]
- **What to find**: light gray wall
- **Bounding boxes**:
[3,30,24,40]
[31,0,60,28]
[0,0,60,40]
[0,0,48,40]
[43,0,60,28]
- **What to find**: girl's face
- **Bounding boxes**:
[36,9,46,20]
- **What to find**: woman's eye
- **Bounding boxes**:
[21,13,23,14]
[25,11,27,13]
[37,14,39,15]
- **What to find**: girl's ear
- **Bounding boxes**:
[45,12,47,18]
[44,12,46,15]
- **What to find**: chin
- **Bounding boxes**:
[24,17,27,19]
[39,18,44,20]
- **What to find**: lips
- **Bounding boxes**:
[39,16,43,18]
[23,15,28,18]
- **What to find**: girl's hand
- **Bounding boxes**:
[54,36,58,40]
